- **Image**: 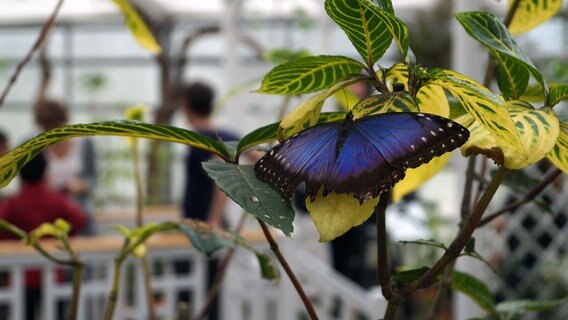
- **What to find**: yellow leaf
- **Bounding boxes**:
[278,77,361,140]
[392,153,452,202]
[133,243,147,258]
[112,0,162,54]
[383,63,409,90]
[334,86,363,111]
[124,104,149,122]
[508,0,563,35]
[462,101,559,169]
[306,188,380,242]
[350,92,419,119]
[547,122,568,173]
[417,84,450,117]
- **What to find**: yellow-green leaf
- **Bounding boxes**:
[0,121,232,188]
[257,55,365,95]
[549,85,568,107]
[278,77,362,140]
[416,84,450,117]
[547,122,568,173]
[508,0,563,35]
[425,69,525,156]
[306,188,380,242]
[350,92,419,119]
[392,153,452,202]
[28,219,70,243]
[383,63,409,90]
[334,83,365,110]
[462,101,559,169]
[112,0,162,54]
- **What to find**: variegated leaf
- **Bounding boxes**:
[547,121,568,173]
[350,92,419,119]
[257,55,364,95]
[424,68,525,155]
[416,84,450,117]
[549,85,568,107]
[456,11,546,99]
[462,101,559,169]
[306,188,380,242]
[383,62,409,90]
[508,0,563,35]
[278,77,363,140]
[112,0,162,54]
[325,0,408,67]
[0,121,230,188]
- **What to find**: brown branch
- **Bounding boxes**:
[0,0,64,108]
[478,168,563,228]
[376,191,395,300]
[460,156,477,220]
[257,219,319,320]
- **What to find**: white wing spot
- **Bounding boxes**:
[442,143,446,148]
[421,137,427,142]
[425,116,432,121]
[450,139,455,143]
[438,128,445,132]
[430,130,437,136]
[417,113,425,117]
[411,144,416,150]
[447,122,454,128]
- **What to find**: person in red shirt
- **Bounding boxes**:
[0,151,87,320]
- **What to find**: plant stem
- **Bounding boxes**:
[427,260,456,320]
[69,261,85,320]
[104,257,124,320]
[402,167,507,295]
[460,156,477,220]
[376,191,396,300]
[257,219,319,320]
[478,168,562,227]
[384,300,400,320]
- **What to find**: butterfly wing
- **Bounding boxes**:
[254,123,340,198]
[327,112,469,198]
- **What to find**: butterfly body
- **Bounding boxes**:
[255,112,469,201]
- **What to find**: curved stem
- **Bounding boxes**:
[257,219,319,320]
[376,191,395,300]
[460,156,477,220]
[104,257,124,320]
[69,261,85,320]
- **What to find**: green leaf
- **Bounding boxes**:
[393,267,430,284]
[462,101,559,169]
[508,0,563,35]
[263,48,312,65]
[278,76,364,139]
[111,0,162,54]
[236,112,346,155]
[350,92,419,119]
[257,55,365,95]
[464,237,476,254]
[178,220,280,280]
[0,121,231,188]
[547,121,568,173]
[201,162,295,237]
[306,189,380,242]
[399,239,447,250]
[496,62,530,100]
[456,11,547,99]
[549,84,568,106]
[424,68,525,155]
[178,221,237,256]
[325,0,407,66]
[452,271,497,315]
[496,298,567,316]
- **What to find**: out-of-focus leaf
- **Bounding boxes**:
[202,162,295,237]
[257,55,364,95]
[111,0,162,54]
[549,85,568,107]
[392,153,452,202]
[306,188,380,242]
[393,266,430,283]
[263,48,312,65]
[452,271,498,315]
[496,298,567,316]
[508,0,563,35]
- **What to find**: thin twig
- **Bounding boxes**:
[478,168,562,228]
[0,0,64,107]
[401,167,507,296]
[460,156,477,220]
[257,219,319,320]
[376,191,395,300]
[68,261,85,320]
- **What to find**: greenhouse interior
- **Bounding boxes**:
[0,0,567,319]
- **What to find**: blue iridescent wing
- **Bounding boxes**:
[254,123,340,198]
[328,112,469,198]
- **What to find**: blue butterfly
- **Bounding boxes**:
[254,112,469,201]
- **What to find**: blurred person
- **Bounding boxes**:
[0,151,87,320]
[34,99,97,235]
[178,81,239,320]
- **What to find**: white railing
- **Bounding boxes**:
[0,232,387,320]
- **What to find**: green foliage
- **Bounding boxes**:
[452,271,498,316]
[201,162,295,237]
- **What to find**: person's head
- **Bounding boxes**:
[180,82,215,123]
[20,152,47,183]
[34,99,69,131]
[0,129,8,156]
